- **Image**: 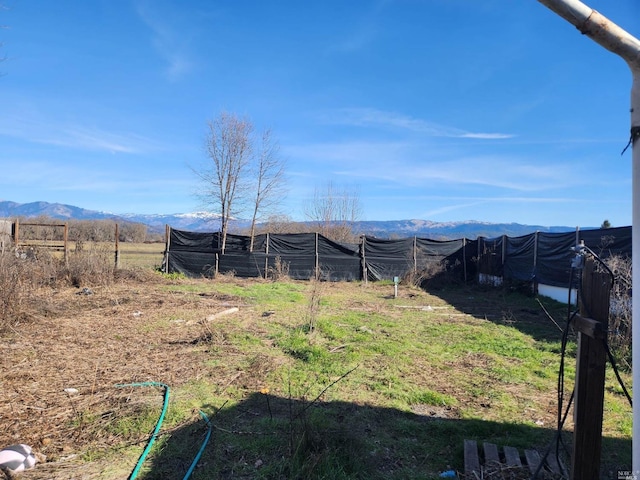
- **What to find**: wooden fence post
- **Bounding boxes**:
[361,235,367,283]
[63,222,69,266]
[413,236,417,274]
[571,257,611,479]
[164,225,170,274]
[315,232,319,278]
[463,238,467,284]
[533,231,539,294]
[265,232,270,279]
[114,223,120,269]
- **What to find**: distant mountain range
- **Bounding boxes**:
[0,200,587,239]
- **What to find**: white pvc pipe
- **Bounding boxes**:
[632,69,640,479]
[536,0,640,475]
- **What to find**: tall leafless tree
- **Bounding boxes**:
[194,112,286,254]
[248,129,286,251]
[304,181,363,243]
[196,112,253,253]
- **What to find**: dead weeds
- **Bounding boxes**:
[0,275,254,479]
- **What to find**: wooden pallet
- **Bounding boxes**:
[464,439,564,477]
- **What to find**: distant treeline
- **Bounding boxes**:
[11,216,164,243]
[8,214,367,247]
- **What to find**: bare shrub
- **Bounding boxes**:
[268,255,290,281]
[114,267,158,283]
[217,269,236,280]
[305,269,324,332]
[303,182,362,244]
[404,260,446,288]
[410,259,465,291]
[64,245,114,288]
[0,252,28,330]
[603,254,632,369]
[0,245,149,331]
[0,248,60,331]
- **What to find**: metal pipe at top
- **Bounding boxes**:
[536,0,640,475]
[537,0,640,64]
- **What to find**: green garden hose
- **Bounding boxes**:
[182,410,212,480]
[116,381,170,480]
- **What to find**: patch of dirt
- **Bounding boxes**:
[0,278,256,479]
[410,404,459,419]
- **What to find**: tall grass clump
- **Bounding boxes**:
[64,244,114,287]
[0,245,116,331]
[268,255,290,281]
[0,252,29,330]
[0,248,58,330]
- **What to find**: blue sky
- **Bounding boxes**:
[1,1,638,227]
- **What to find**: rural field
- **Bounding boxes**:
[0,243,632,479]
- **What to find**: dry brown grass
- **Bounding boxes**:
[0,275,239,479]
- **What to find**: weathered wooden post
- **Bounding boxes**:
[571,257,611,479]
[462,238,467,284]
[63,222,69,266]
[315,232,320,278]
[114,223,120,269]
[361,235,367,283]
[265,232,270,279]
[13,219,19,247]
[413,236,417,275]
[163,224,170,274]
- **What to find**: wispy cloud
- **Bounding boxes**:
[402,157,571,191]
[319,107,515,139]
[50,126,154,153]
[285,139,584,192]
[0,108,158,154]
[443,160,581,192]
[135,0,193,81]
[421,200,492,218]
[460,133,513,139]
[2,159,192,193]
[419,195,579,219]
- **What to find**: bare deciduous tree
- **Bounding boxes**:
[197,112,252,253]
[248,129,286,251]
[247,214,307,235]
[194,112,285,253]
[304,182,363,243]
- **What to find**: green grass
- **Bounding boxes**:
[214,280,306,303]
[74,278,632,479]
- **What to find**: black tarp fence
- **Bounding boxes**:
[475,226,631,288]
[362,237,469,281]
[477,236,505,280]
[504,234,537,283]
[165,229,362,280]
[163,226,631,288]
